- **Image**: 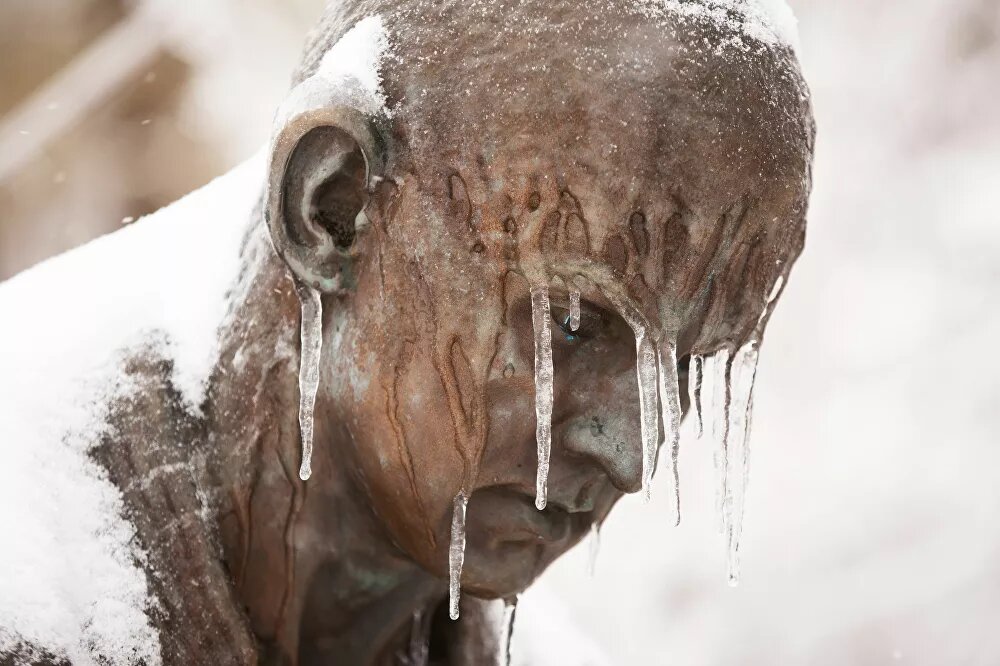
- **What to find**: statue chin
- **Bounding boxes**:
[455,485,594,599]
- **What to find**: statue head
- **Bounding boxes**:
[260,0,813,601]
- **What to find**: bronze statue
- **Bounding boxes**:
[0,1,813,664]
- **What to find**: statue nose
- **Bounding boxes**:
[560,414,643,494]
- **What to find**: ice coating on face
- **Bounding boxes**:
[499,596,518,666]
[295,283,323,481]
[722,341,759,586]
[569,290,581,332]
[657,339,683,526]
[448,492,469,620]
[689,355,705,439]
[529,284,555,510]
[587,522,601,577]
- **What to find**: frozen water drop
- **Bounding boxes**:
[530,283,554,510]
[498,596,518,666]
[657,339,683,526]
[449,492,469,620]
[295,283,323,481]
[689,355,705,439]
[569,290,581,331]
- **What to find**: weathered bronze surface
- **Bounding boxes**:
[92,1,814,663]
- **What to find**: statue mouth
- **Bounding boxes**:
[469,485,594,548]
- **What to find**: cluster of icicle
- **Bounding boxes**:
[292,275,768,648]
[445,277,762,620]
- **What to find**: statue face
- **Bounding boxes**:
[268,2,813,598]
[313,138,804,597]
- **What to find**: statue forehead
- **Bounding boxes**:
[296,0,810,221]
[292,0,812,346]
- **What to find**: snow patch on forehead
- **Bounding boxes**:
[316,14,392,115]
[641,0,800,51]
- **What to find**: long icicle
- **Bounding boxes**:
[709,348,732,534]
[604,294,661,501]
[636,331,660,501]
[724,341,759,586]
[448,492,469,619]
[295,282,323,481]
[498,596,519,666]
[689,355,705,439]
[529,283,554,510]
[657,338,683,526]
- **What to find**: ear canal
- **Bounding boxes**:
[266,110,382,293]
[307,130,368,250]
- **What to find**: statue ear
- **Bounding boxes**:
[265,108,384,293]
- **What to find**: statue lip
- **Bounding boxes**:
[472,484,592,545]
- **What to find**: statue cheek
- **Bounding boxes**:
[341,332,467,568]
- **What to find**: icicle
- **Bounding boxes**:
[587,522,601,577]
[657,339,683,526]
[604,293,660,500]
[707,348,732,535]
[689,355,705,439]
[569,290,581,331]
[636,331,660,501]
[723,341,759,586]
[295,283,323,481]
[408,609,429,666]
[529,284,554,510]
[449,492,469,619]
[498,596,518,666]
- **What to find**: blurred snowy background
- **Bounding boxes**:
[1,0,998,664]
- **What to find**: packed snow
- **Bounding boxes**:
[275,14,391,129]
[0,154,264,664]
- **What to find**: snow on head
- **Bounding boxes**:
[317,15,391,113]
[0,154,264,663]
[276,14,392,125]
[641,0,800,52]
